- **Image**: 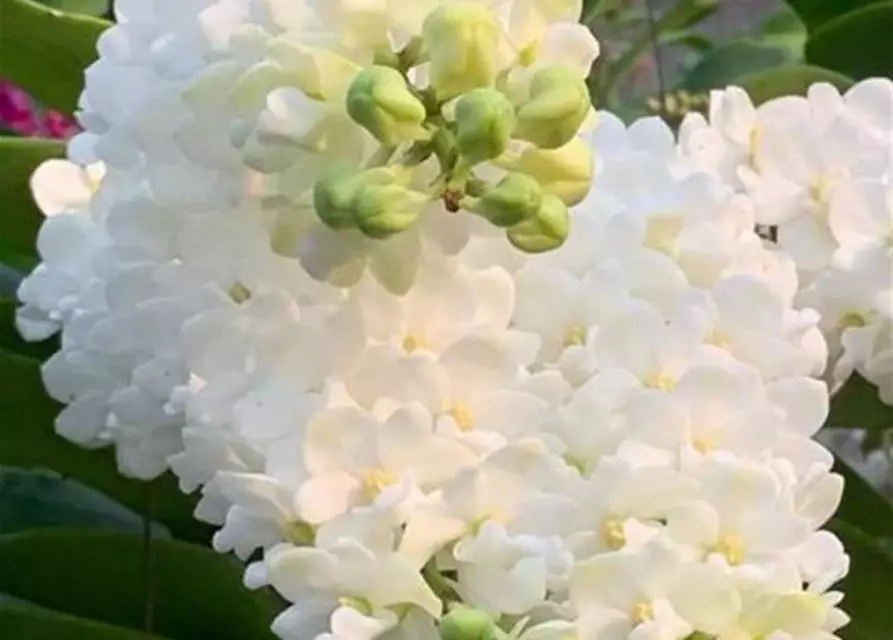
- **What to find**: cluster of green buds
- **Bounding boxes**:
[311,1,595,254]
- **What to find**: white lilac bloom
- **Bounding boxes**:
[15,1,885,638]
[680,78,893,403]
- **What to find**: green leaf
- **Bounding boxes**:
[0,603,169,639]
[755,6,807,55]
[736,65,854,105]
[0,349,212,543]
[828,519,893,640]
[0,137,65,259]
[0,0,110,113]
[660,0,719,32]
[827,372,892,431]
[785,0,882,31]
[0,467,170,537]
[0,298,58,361]
[806,2,893,80]
[833,455,893,539]
[660,32,714,53]
[0,529,279,640]
[680,40,795,91]
[39,0,108,16]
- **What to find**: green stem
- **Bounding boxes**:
[422,561,459,604]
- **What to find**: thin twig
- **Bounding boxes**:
[643,0,667,101]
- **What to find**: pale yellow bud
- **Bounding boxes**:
[507,193,569,253]
[346,66,428,145]
[422,3,500,99]
[355,183,428,239]
[503,137,593,206]
[514,67,591,149]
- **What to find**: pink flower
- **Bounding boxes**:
[0,79,79,139]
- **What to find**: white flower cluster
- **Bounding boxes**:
[679,80,893,404]
[16,1,886,639]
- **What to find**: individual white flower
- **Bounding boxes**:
[569,538,741,639]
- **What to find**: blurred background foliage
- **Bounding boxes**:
[0,0,890,638]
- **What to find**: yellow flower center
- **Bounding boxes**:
[837,311,868,330]
[360,469,397,500]
[691,434,716,454]
[283,520,314,545]
[518,41,539,67]
[713,532,744,566]
[708,329,732,350]
[402,334,427,353]
[563,324,587,347]
[747,126,762,170]
[643,370,676,391]
[631,602,654,624]
[602,517,626,550]
[446,403,475,432]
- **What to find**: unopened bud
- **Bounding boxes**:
[346,66,428,145]
[454,88,516,165]
[472,173,543,227]
[422,3,500,99]
[507,193,569,253]
[515,67,591,149]
[312,166,397,230]
[439,606,501,640]
[507,137,593,206]
[355,183,428,239]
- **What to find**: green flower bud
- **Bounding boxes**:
[346,66,427,145]
[454,88,516,165]
[507,193,569,253]
[506,137,593,206]
[313,167,364,230]
[515,67,591,149]
[312,166,400,230]
[472,173,543,227]
[422,3,500,99]
[355,183,428,239]
[439,606,501,640]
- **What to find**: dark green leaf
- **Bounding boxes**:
[0,602,169,639]
[806,2,893,80]
[736,65,854,105]
[660,32,714,53]
[0,137,65,259]
[0,467,170,537]
[833,455,893,538]
[828,519,893,640]
[827,372,892,431]
[0,349,212,543]
[0,0,110,113]
[0,298,58,361]
[0,529,279,640]
[680,40,795,91]
[39,0,109,16]
[785,0,882,31]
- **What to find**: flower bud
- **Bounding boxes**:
[439,606,501,640]
[507,137,593,206]
[507,193,569,253]
[313,167,364,230]
[472,173,543,227]
[355,183,428,239]
[454,88,516,165]
[422,3,500,99]
[312,166,398,230]
[346,66,427,145]
[515,67,591,149]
